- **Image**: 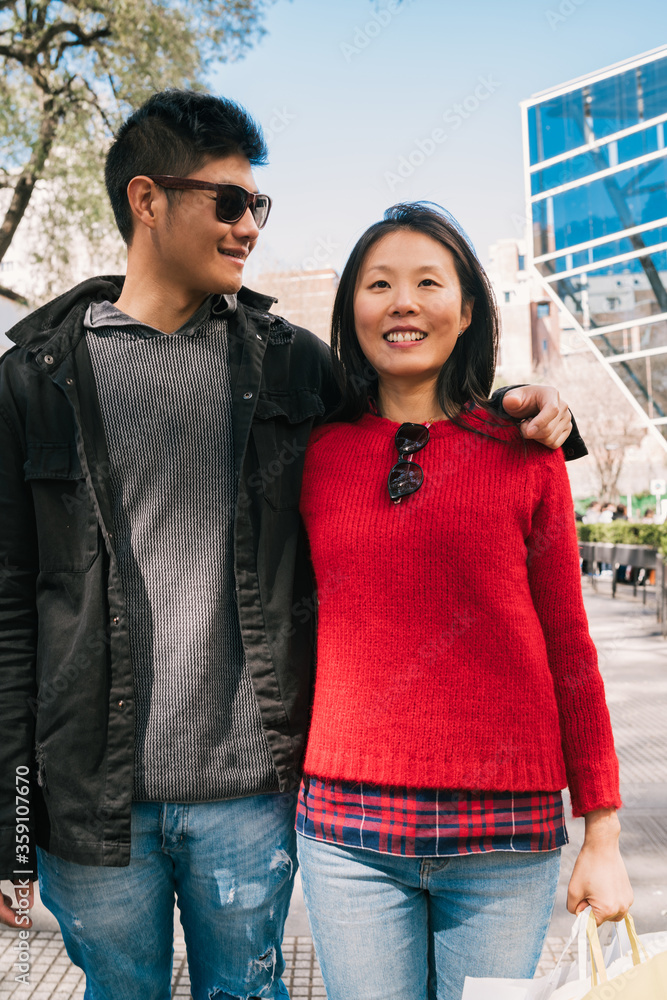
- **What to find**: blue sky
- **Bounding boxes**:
[210,0,666,278]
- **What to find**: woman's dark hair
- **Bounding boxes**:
[330,202,501,424]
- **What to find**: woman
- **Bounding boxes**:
[294,203,632,1000]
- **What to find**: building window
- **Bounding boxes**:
[518,255,525,271]
[537,302,550,318]
[526,52,667,446]
[504,291,512,303]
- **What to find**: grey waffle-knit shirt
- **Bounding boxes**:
[85,297,279,802]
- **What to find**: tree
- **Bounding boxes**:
[0,0,275,302]
[555,352,646,504]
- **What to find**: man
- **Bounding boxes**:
[0,90,583,999]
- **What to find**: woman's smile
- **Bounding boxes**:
[383,325,428,344]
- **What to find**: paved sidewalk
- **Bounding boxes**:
[549,582,667,938]
[1,584,665,998]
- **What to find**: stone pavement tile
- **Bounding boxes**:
[536,935,568,975]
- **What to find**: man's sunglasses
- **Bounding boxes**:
[147,175,272,229]
[388,423,430,503]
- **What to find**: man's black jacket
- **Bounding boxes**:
[0,276,587,877]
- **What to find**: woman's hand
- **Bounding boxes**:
[502,385,572,449]
[567,808,633,925]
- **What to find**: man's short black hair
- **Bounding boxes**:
[105,89,268,243]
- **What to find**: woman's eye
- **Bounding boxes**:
[419,278,437,286]
[370,280,390,288]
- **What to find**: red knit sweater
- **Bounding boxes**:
[299,411,621,818]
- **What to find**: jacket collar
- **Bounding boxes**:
[6,276,281,361]
[237,285,278,313]
[6,276,124,362]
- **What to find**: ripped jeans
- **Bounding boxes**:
[37,794,296,1000]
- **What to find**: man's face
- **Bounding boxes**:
[154,153,263,297]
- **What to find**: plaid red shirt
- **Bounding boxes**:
[296,775,568,856]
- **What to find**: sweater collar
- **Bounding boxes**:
[82,293,236,338]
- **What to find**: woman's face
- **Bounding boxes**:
[353,229,472,386]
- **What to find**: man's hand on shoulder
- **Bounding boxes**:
[502,384,572,451]
[0,879,34,928]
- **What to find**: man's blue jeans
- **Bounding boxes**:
[297,833,561,1000]
[37,794,298,1000]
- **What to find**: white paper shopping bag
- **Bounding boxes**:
[463,908,667,1000]
[462,907,592,1000]
[460,979,533,999]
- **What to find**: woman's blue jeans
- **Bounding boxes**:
[37,794,298,1000]
[297,833,560,1000]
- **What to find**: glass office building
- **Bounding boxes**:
[522,45,667,445]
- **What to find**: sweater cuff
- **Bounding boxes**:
[567,763,622,818]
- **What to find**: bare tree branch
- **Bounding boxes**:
[71,75,115,130]
[54,26,111,62]
[0,106,60,263]
[0,283,29,305]
[0,42,28,59]
[33,0,49,32]
[556,353,646,503]
[35,21,111,56]
[0,23,112,64]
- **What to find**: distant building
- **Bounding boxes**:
[487,239,532,380]
[522,44,667,448]
[258,269,338,343]
[488,238,573,380]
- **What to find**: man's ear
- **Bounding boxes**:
[125,176,163,233]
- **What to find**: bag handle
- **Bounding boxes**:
[613,912,648,967]
[586,910,647,985]
[536,907,645,999]
[586,910,608,985]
